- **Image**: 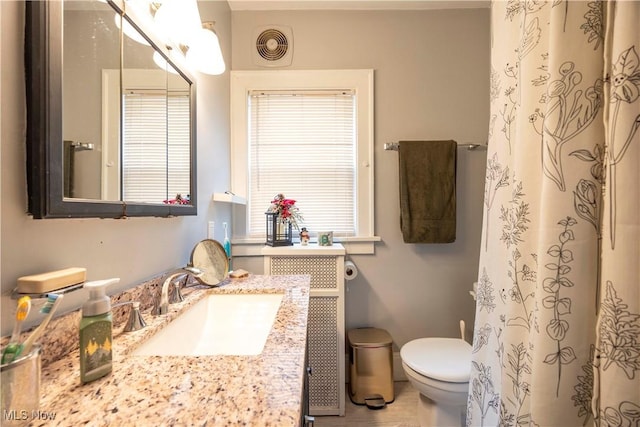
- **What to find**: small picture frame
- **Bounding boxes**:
[318,231,333,246]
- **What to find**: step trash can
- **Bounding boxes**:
[347,327,394,409]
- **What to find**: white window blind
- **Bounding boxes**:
[248,90,356,237]
[122,91,190,203]
[167,93,191,200]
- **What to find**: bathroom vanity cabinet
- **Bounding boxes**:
[30,275,311,425]
[263,243,346,416]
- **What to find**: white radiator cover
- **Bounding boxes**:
[263,244,346,416]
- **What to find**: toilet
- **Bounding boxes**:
[400,337,472,427]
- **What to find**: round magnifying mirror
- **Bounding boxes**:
[189,239,228,286]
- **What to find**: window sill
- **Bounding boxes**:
[231,236,381,256]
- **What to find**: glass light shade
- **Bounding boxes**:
[152,51,180,75]
[114,13,150,46]
[186,28,226,75]
[153,0,202,47]
[124,0,152,16]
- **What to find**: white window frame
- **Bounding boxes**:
[230,69,378,254]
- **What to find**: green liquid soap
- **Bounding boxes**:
[79,278,118,384]
[80,313,112,384]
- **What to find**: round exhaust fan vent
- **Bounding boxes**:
[252,26,293,67]
[256,28,289,61]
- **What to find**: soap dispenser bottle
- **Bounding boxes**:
[79,278,119,384]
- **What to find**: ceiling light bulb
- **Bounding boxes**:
[153,0,201,47]
[186,28,226,75]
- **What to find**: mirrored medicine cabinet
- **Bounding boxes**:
[25,0,197,218]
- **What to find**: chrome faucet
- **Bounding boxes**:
[155,267,202,315]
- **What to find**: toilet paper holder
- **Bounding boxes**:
[344,260,358,281]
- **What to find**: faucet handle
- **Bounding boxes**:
[125,301,147,332]
[168,268,202,303]
[113,301,147,332]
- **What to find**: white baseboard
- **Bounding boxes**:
[344,351,407,383]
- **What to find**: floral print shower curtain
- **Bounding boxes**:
[468,1,639,426]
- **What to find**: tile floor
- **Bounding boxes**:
[314,381,420,427]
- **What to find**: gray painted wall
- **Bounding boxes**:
[2,2,490,350]
[231,8,490,349]
[0,1,232,336]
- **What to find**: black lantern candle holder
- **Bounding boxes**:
[265,212,293,246]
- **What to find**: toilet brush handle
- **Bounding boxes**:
[459,320,465,342]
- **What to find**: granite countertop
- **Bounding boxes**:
[32,274,311,427]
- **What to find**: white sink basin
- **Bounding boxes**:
[133,293,284,356]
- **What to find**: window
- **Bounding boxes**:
[122,90,190,203]
[231,70,375,249]
[248,90,356,236]
[102,69,190,203]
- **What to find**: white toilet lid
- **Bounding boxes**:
[401,337,472,383]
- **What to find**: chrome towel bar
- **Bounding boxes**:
[384,142,486,151]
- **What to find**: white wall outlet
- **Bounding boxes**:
[208,221,215,239]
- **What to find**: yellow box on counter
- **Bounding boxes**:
[17,267,87,294]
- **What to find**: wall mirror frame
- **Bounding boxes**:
[25,0,198,219]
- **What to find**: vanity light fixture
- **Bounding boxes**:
[185,22,226,76]
[153,0,201,47]
[119,0,157,45]
[120,0,225,76]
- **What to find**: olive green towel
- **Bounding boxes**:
[399,140,457,243]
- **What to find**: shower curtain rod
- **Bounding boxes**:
[384,142,486,151]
